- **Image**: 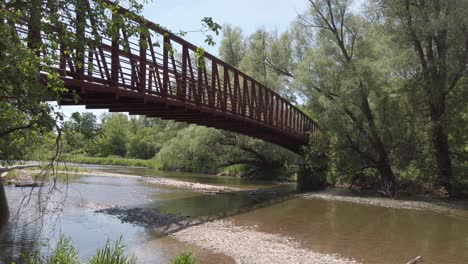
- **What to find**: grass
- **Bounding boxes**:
[18,236,136,264]
[16,236,198,264]
[89,238,136,264]
[60,154,161,169]
[24,165,90,173]
[171,252,198,264]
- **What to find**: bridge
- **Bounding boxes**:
[21,0,322,152]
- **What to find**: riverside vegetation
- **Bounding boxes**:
[15,236,197,264]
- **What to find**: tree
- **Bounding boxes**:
[98,113,130,157]
[127,127,160,159]
[155,125,222,173]
[294,0,399,196]
[69,112,99,140]
[377,0,468,195]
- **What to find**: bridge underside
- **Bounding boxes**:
[59,79,307,153]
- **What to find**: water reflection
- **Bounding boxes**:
[230,198,468,264]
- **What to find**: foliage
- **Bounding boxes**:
[213,0,468,196]
[97,113,131,157]
[171,252,198,264]
[0,7,63,165]
[155,125,222,173]
[18,236,135,264]
[127,127,160,159]
[374,0,468,196]
[61,154,160,169]
[61,113,297,180]
[89,237,136,264]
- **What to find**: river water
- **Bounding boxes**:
[1,165,468,263]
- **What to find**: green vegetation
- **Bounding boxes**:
[171,252,197,264]
[61,154,161,169]
[59,112,297,179]
[89,238,136,264]
[215,0,467,197]
[18,236,135,264]
[16,236,198,264]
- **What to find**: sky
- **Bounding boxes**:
[59,0,310,117]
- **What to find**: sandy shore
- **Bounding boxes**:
[142,177,243,193]
[171,220,358,264]
[300,192,468,213]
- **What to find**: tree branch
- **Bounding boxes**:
[0,120,39,138]
[265,57,294,78]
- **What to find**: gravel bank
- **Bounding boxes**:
[171,220,358,264]
[301,193,468,213]
[142,177,243,193]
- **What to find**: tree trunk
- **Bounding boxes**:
[0,179,9,229]
[428,65,452,194]
[375,161,397,198]
[361,92,397,197]
[431,109,453,195]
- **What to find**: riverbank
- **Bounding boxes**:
[4,168,245,193]
[60,155,161,168]
[172,220,358,264]
[142,177,242,193]
[300,192,468,214]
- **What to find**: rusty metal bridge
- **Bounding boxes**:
[21,0,322,152]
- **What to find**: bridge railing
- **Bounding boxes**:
[21,0,323,146]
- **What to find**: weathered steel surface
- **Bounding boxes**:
[24,0,322,152]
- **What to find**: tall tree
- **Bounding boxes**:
[379,0,468,195]
[295,0,399,196]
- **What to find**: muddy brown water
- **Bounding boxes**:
[1,165,467,263]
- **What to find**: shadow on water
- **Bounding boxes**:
[100,184,301,236]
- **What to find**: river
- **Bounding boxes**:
[1,165,468,263]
